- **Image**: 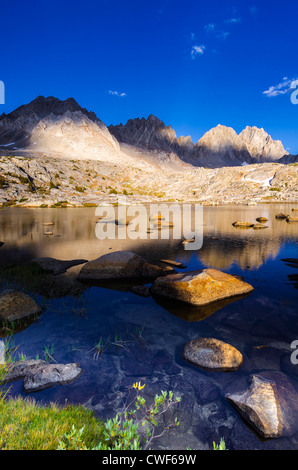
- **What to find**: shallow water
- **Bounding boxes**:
[0,204,298,450]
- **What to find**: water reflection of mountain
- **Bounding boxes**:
[181,236,281,270]
[0,205,297,270]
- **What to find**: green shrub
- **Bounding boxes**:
[58,383,181,451]
[74,186,86,193]
[49,181,58,190]
[18,176,29,184]
[0,175,7,188]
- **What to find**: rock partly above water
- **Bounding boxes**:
[160,259,187,269]
[232,221,254,228]
[31,257,88,275]
[182,337,243,372]
[77,251,174,281]
[151,268,254,306]
[0,290,42,322]
[5,359,82,392]
[23,363,83,392]
[225,372,298,439]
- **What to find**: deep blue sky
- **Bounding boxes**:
[1,0,297,152]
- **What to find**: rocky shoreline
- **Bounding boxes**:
[0,155,298,208]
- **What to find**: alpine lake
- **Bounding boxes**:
[0,203,297,450]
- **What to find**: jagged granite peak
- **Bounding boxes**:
[1,95,100,123]
[109,114,179,154]
[239,126,288,162]
[187,124,253,167]
[177,135,195,149]
[0,96,293,168]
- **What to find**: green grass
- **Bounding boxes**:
[0,393,105,450]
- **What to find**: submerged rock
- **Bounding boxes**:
[31,257,88,275]
[182,337,243,372]
[150,268,254,306]
[0,290,42,323]
[77,251,174,281]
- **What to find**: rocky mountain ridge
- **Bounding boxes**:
[109,118,291,167]
[0,96,295,168]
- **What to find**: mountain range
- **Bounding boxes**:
[0,96,296,168]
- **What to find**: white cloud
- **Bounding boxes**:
[263,77,298,97]
[216,31,230,40]
[191,45,206,58]
[108,90,127,97]
[204,22,230,40]
[225,17,241,24]
[204,23,216,33]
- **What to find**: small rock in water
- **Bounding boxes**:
[5,359,83,392]
[23,363,83,393]
[5,359,46,382]
[31,257,88,275]
[225,374,285,438]
[182,337,243,372]
[182,238,195,245]
[130,285,151,297]
[151,268,254,306]
[275,212,289,219]
[160,259,187,269]
[232,221,254,228]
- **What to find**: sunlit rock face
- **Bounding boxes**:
[239,126,288,162]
